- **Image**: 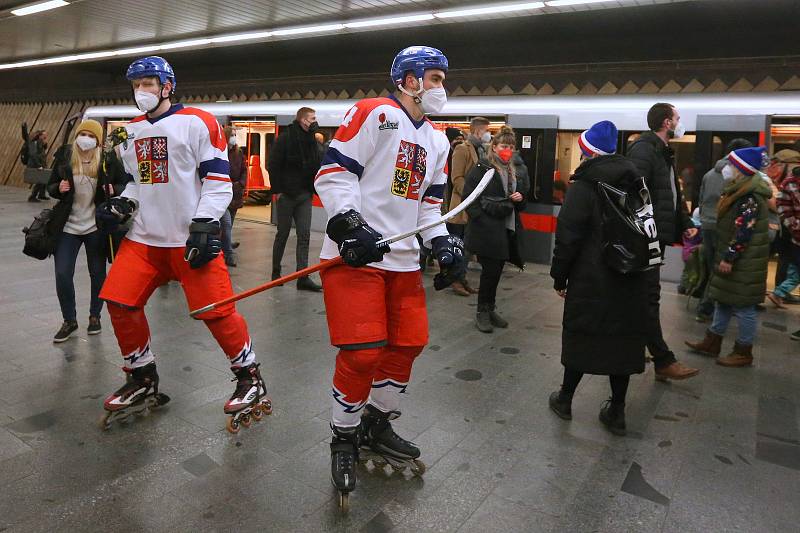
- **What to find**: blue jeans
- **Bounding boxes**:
[220,209,234,257]
[710,303,757,346]
[773,263,800,299]
[54,231,106,321]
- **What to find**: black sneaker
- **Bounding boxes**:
[297,277,322,292]
[54,321,78,343]
[599,400,626,436]
[88,316,101,335]
[791,329,800,341]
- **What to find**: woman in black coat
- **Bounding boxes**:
[46,120,128,343]
[548,121,648,436]
[463,126,530,333]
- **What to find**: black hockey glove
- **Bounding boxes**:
[431,235,466,290]
[326,209,390,267]
[184,218,222,269]
[96,197,138,231]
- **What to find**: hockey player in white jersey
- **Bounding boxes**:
[315,46,466,509]
[97,57,270,432]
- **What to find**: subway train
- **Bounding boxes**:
[84,92,800,276]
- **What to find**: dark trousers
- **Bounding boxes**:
[272,192,312,273]
[477,255,504,307]
[697,228,717,316]
[645,264,677,369]
[561,367,630,404]
[30,183,47,199]
[54,231,106,321]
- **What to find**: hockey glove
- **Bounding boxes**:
[96,197,138,231]
[326,209,390,267]
[431,235,466,290]
[184,218,222,269]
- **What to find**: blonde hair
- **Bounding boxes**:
[70,135,101,179]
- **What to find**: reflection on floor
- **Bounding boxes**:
[1,185,799,532]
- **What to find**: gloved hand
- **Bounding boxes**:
[184,218,222,269]
[431,235,466,290]
[326,209,390,267]
[96,197,138,231]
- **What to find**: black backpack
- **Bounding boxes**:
[19,142,29,166]
[22,209,57,260]
[596,176,662,274]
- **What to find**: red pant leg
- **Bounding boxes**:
[205,313,254,368]
[331,347,386,427]
[107,303,154,370]
[370,345,424,413]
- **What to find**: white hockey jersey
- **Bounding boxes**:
[315,95,450,272]
[118,104,232,247]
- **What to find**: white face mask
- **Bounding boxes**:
[670,120,686,139]
[228,136,236,147]
[75,135,97,151]
[480,131,491,143]
[134,90,160,113]
[721,164,736,181]
[419,86,447,114]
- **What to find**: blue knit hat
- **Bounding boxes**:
[728,146,767,176]
[579,121,618,157]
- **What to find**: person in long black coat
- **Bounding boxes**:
[463,126,530,333]
[548,121,648,436]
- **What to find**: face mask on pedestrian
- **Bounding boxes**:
[480,131,491,143]
[721,164,736,181]
[496,147,514,164]
[307,121,320,133]
[75,134,97,151]
[134,90,160,113]
[668,117,686,139]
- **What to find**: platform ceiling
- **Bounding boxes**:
[0,0,693,64]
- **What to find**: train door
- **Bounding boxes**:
[230,118,276,223]
[507,114,558,264]
[768,116,800,152]
[694,114,765,195]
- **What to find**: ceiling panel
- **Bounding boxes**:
[0,0,696,64]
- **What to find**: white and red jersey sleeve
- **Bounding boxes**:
[185,108,232,221]
[315,96,451,271]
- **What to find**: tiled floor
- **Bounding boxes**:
[1,185,799,532]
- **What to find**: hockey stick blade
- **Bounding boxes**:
[189,169,495,317]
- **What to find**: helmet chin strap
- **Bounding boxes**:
[398,77,425,104]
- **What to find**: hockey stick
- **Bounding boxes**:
[189,169,495,317]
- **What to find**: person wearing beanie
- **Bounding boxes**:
[45,119,129,342]
[463,125,530,332]
[686,147,771,367]
[548,120,649,436]
[695,138,754,321]
[627,102,699,381]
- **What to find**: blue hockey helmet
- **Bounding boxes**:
[390,46,448,88]
[126,56,176,93]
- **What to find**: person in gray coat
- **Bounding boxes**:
[695,138,753,321]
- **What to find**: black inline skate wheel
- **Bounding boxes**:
[98,411,112,431]
[338,492,349,512]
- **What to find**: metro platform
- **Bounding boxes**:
[1,185,799,533]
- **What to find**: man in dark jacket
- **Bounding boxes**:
[26,130,50,202]
[628,103,699,381]
[268,107,322,291]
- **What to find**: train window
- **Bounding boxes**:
[247,133,261,157]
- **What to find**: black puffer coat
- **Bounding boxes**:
[627,131,692,245]
[463,157,530,268]
[550,155,647,375]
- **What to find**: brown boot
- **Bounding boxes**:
[450,281,470,297]
[684,330,723,357]
[716,342,753,367]
[655,361,700,381]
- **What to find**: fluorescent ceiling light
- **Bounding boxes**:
[545,0,615,6]
[434,1,545,18]
[11,0,68,16]
[210,31,272,44]
[161,38,213,50]
[345,13,435,28]
[111,45,163,56]
[272,23,345,36]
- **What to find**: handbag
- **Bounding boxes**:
[479,195,514,218]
